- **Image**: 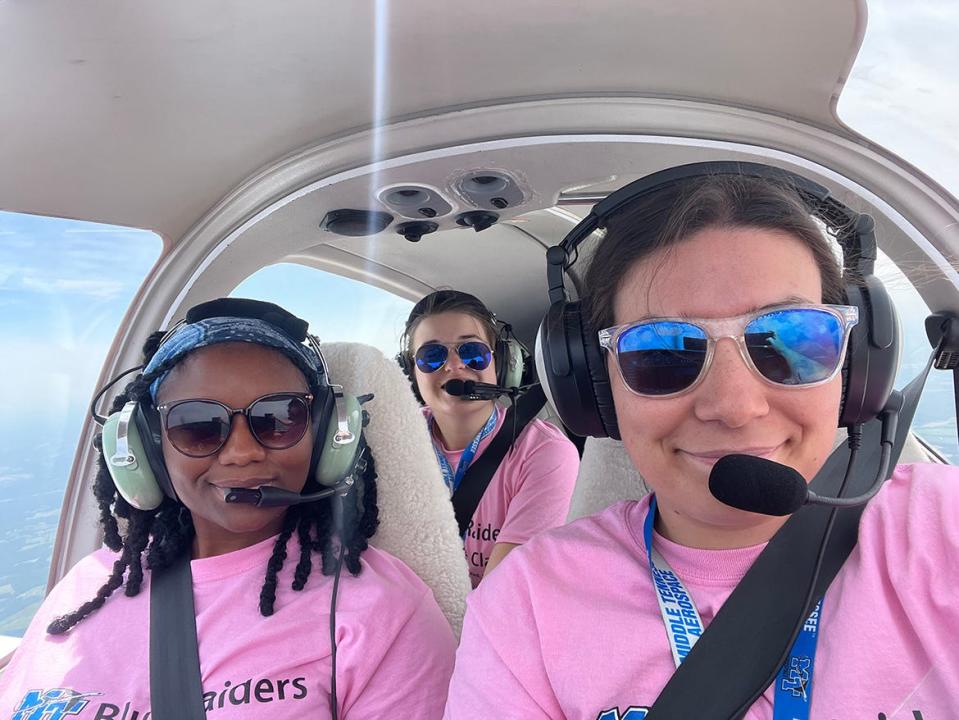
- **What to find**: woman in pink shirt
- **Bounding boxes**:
[400,290,579,586]
[0,297,455,719]
[444,165,959,718]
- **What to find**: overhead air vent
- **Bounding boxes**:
[456,210,498,232]
[377,184,452,220]
[456,171,525,211]
[396,221,438,243]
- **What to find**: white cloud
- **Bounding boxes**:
[20,276,125,299]
[16,585,45,600]
[0,338,108,423]
[0,264,22,286]
[840,0,959,195]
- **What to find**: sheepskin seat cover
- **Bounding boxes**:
[322,342,471,637]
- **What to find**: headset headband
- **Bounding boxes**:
[547,161,877,305]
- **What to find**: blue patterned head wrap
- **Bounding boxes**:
[144,316,326,403]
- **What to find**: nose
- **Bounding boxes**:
[692,338,770,428]
[217,414,267,465]
[444,346,467,371]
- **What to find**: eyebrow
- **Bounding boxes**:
[419,334,487,344]
[637,295,818,322]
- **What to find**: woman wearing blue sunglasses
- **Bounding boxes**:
[401,290,579,587]
[445,173,959,717]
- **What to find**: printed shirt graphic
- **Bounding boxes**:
[0,536,456,719]
[443,463,959,719]
[427,406,580,587]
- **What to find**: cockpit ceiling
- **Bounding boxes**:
[1,0,864,240]
[165,136,959,345]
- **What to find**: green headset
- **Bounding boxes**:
[94,298,368,512]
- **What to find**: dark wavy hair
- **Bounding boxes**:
[400,289,499,358]
[583,174,845,333]
[47,332,379,634]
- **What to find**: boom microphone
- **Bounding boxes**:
[443,379,515,400]
[708,456,809,516]
[709,394,901,516]
[709,443,893,516]
[224,480,353,508]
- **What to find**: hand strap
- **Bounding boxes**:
[150,550,207,720]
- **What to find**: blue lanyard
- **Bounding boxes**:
[643,497,822,719]
[429,408,498,495]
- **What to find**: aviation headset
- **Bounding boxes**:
[95,298,367,511]
[397,289,527,403]
[535,161,900,440]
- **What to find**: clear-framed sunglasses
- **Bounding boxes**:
[598,304,859,397]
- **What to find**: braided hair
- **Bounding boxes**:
[48,332,379,634]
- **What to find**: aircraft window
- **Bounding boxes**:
[840,0,959,197]
[877,250,957,462]
[231,263,414,358]
[0,211,161,639]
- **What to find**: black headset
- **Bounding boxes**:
[535,161,901,440]
[397,290,527,403]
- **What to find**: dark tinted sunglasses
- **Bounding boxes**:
[413,341,493,373]
[158,392,313,457]
[599,305,859,397]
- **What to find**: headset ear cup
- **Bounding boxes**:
[100,402,167,511]
[535,300,619,439]
[839,277,900,426]
[395,352,424,405]
[579,309,620,440]
[496,338,524,388]
[314,390,365,487]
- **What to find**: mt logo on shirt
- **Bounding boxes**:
[595,706,649,720]
[12,688,101,720]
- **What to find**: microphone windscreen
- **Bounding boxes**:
[708,454,808,516]
[443,379,467,396]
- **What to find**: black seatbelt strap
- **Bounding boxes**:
[150,550,207,720]
[452,384,547,537]
[646,343,939,720]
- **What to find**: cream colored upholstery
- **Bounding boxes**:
[322,342,471,637]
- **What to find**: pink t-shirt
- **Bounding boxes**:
[444,463,959,719]
[428,406,580,586]
[0,536,456,719]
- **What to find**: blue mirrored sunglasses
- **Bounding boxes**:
[598,304,859,397]
[413,341,493,373]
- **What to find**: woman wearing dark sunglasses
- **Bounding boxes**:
[444,174,959,717]
[0,298,455,719]
[401,290,579,587]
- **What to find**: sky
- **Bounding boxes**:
[838,0,959,196]
[0,0,957,634]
